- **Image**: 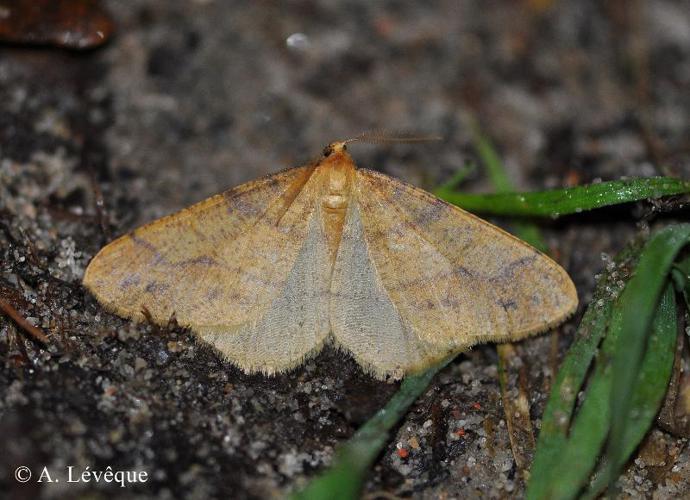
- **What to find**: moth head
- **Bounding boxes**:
[323,141,347,158]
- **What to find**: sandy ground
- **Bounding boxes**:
[1,0,690,498]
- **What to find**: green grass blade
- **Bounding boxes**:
[526,243,641,500]
[292,357,453,500]
[436,160,477,191]
[536,333,617,499]
[535,280,676,500]
[434,177,690,218]
[454,120,547,250]
[606,224,690,488]
[584,284,677,498]
[671,255,690,310]
[466,116,513,193]
[529,226,689,499]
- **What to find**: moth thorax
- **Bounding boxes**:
[322,169,350,211]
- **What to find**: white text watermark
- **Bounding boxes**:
[14,465,148,488]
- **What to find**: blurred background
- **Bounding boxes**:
[1,0,689,498]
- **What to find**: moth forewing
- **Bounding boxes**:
[83,142,578,380]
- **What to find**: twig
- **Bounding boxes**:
[497,343,536,478]
[0,297,49,344]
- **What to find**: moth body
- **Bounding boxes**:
[83,142,578,380]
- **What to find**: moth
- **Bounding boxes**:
[83,141,578,380]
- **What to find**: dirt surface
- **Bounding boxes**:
[1,1,689,498]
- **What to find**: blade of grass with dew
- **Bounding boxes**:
[528,226,689,499]
[532,277,676,500]
[526,242,642,500]
[606,224,690,488]
[583,284,677,498]
[434,177,690,218]
[291,356,453,500]
[538,280,675,500]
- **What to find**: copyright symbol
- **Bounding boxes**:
[15,466,31,483]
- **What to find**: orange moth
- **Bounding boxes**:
[83,141,577,380]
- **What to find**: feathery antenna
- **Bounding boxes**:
[343,130,443,146]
